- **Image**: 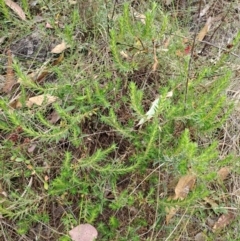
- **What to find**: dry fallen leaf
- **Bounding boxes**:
[200,4,210,17]
[131,7,146,24]
[0,182,8,201]
[69,224,98,241]
[24,68,50,83]
[48,110,61,124]
[163,37,171,48]
[19,54,63,84]
[52,53,64,66]
[197,17,212,41]
[120,50,129,59]
[3,49,16,93]
[203,197,218,209]
[213,211,235,232]
[152,40,158,72]
[137,97,159,126]
[69,0,77,4]
[217,167,230,181]
[137,91,172,126]
[26,94,58,108]
[45,22,53,29]
[174,174,196,200]
[0,36,7,45]
[9,94,23,109]
[165,174,196,224]
[5,0,26,20]
[165,206,179,224]
[51,41,69,54]
[28,144,37,153]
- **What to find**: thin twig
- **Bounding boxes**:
[105,0,117,37]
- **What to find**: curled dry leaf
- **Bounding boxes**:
[28,144,37,153]
[137,91,173,126]
[5,0,26,20]
[0,36,7,45]
[174,174,196,200]
[165,206,179,224]
[9,94,23,109]
[137,97,159,126]
[163,37,171,48]
[48,110,61,124]
[19,54,64,84]
[200,4,210,17]
[197,17,212,41]
[69,0,77,4]
[51,41,69,54]
[26,94,58,108]
[165,174,196,224]
[3,49,16,93]
[217,167,230,181]
[152,40,158,72]
[24,68,50,83]
[213,211,235,232]
[131,7,146,24]
[203,197,218,209]
[120,50,129,59]
[69,224,98,241]
[0,182,8,202]
[45,22,53,29]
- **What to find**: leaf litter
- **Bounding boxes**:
[217,167,230,181]
[165,174,196,223]
[197,17,212,41]
[51,41,69,54]
[213,211,236,232]
[2,49,16,93]
[26,94,58,108]
[4,0,26,20]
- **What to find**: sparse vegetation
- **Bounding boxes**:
[1,1,240,240]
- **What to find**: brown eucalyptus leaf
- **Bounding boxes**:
[2,49,16,93]
[174,174,196,200]
[213,211,235,232]
[5,0,26,20]
[218,167,230,181]
[69,224,98,241]
[48,110,61,124]
[28,144,37,153]
[152,41,158,72]
[131,7,146,24]
[51,41,69,54]
[197,17,212,41]
[26,94,58,108]
[165,206,179,224]
[200,4,210,17]
[203,197,218,209]
[0,36,7,45]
